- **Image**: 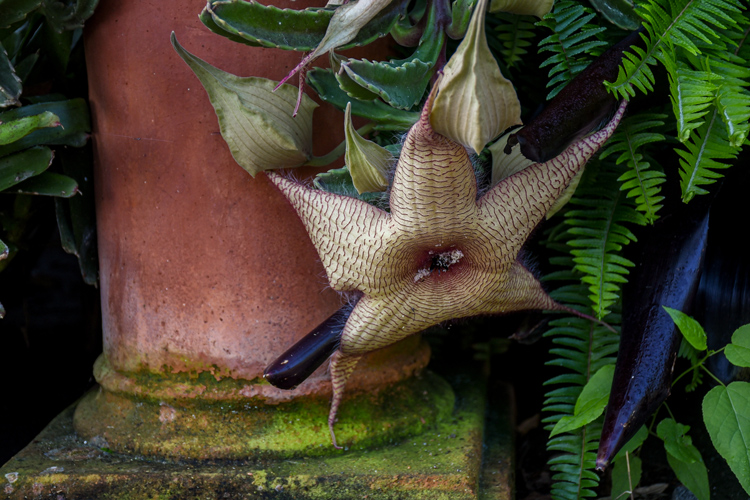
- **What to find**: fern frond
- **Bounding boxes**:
[607,0,745,100]
[541,283,619,500]
[600,113,667,223]
[564,173,647,319]
[537,0,608,99]
[677,110,738,202]
[490,13,537,69]
[711,54,750,147]
[657,46,717,142]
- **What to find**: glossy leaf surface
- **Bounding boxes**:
[664,307,707,352]
[724,325,750,368]
[0,99,90,156]
[0,111,60,145]
[550,364,614,436]
[203,0,404,51]
[0,146,53,191]
[11,171,78,197]
[703,382,750,496]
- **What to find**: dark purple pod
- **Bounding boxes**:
[505,28,644,163]
[264,305,352,390]
[596,206,710,470]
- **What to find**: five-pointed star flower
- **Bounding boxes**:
[267,94,627,447]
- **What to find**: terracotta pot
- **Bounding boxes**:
[73,0,440,459]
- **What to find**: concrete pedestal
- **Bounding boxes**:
[1,375,514,499]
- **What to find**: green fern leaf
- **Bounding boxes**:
[607,0,744,100]
[600,113,667,223]
[538,0,608,99]
[677,110,738,202]
[564,175,647,319]
[658,46,717,141]
[490,12,537,68]
[711,54,750,147]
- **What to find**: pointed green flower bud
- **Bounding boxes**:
[489,0,553,18]
[344,103,391,193]
[431,0,521,154]
[172,34,317,176]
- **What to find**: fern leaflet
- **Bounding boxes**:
[490,12,537,69]
[607,0,745,100]
[711,54,750,147]
[600,113,667,223]
[677,109,738,202]
[541,281,620,500]
[658,45,717,142]
[537,0,608,99]
[564,171,647,320]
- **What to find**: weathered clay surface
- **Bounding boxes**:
[83,0,422,399]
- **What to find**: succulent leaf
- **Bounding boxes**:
[203,0,404,51]
[341,1,445,110]
[308,68,419,131]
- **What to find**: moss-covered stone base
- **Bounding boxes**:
[74,371,454,460]
[1,375,514,499]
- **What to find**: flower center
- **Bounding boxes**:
[413,249,464,283]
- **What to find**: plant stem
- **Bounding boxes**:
[305,123,376,167]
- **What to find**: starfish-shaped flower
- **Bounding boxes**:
[268,94,627,447]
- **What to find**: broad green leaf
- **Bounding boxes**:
[0,111,60,145]
[1,41,21,107]
[588,0,641,30]
[614,425,649,460]
[724,324,750,368]
[663,306,707,351]
[342,4,444,110]
[344,103,390,194]
[656,418,701,464]
[12,171,78,197]
[432,0,520,153]
[0,146,54,191]
[703,382,750,495]
[665,451,710,500]
[489,0,552,18]
[307,68,418,131]
[0,238,7,260]
[611,453,641,500]
[172,34,316,176]
[0,99,90,156]
[549,364,614,436]
[204,0,403,52]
